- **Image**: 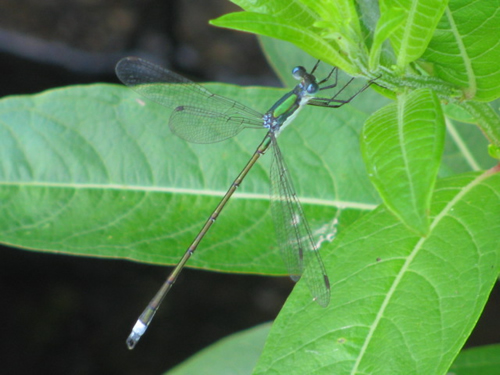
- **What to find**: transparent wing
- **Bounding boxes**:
[169,106,263,144]
[269,136,330,307]
[115,57,264,143]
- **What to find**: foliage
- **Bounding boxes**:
[1,0,499,374]
[210,1,500,374]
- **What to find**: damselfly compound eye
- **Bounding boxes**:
[292,66,306,80]
[307,82,319,94]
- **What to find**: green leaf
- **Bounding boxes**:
[254,170,500,374]
[380,0,449,68]
[0,83,381,276]
[369,6,406,70]
[260,37,494,175]
[489,144,500,160]
[213,1,369,73]
[449,344,500,375]
[420,0,500,101]
[211,11,355,74]
[460,100,500,148]
[361,89,445,234]
[166,323,270,375]
[442,102,477,123]
[441,120,492,176]
[302,0,359,25]
[305,0,366,60]
[228,0,317,27]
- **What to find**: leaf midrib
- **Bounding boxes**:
[0,180,378,210]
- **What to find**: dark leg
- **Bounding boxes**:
[310,78,375,108]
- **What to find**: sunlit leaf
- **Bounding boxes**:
[361,89,445,234]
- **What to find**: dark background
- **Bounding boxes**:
[0,1,498,374]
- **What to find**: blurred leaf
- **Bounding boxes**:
[166,323,270,375]
[254,170,500,374]
[441,121,491,176]
[443,102,477,123]
[440,99,499,177]
[449,344,500,375]
[361,89,445,234]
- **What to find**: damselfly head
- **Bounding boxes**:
[292,66,320,95]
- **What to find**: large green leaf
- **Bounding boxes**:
[0,83,380,276]
[361,88,445,234]
[420,0,500,101]
[254,170,500,374]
